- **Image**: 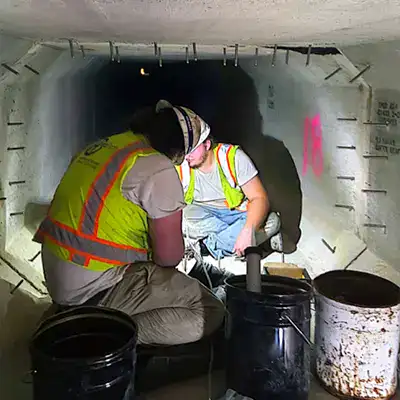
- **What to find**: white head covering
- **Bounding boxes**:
[156,99,211,156]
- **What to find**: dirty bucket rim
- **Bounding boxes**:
[314,270,400,309]
[225,274,312,303]
[30,306,138,364]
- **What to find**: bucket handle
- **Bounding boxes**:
[284,314,314,348]
[82,370,133,392]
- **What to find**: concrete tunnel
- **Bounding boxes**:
[2,21,400,400]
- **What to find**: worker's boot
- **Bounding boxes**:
[188,259,235,290]
[259,211,281,242]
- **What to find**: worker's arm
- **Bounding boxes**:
[149,210,185,267]
[121,154,186,267]
[233,175,269,256]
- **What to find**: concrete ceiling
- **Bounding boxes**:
[1,1,400,47]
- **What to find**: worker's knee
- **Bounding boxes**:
[185,301,225,343]
[134,302,224,346]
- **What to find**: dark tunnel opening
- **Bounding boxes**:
[88,60,303,251]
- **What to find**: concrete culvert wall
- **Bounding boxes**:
[2,33,400,399]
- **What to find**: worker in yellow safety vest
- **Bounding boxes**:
[33,100,224,346]
[174,103,282,260]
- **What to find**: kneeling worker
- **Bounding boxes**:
[171,102,281,259]
[33,101,224,346]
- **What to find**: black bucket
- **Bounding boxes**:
[225,275,312,400]
[29,306,138,400]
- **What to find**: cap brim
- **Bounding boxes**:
[156,99,211,157]
[188,118,210,154]
[155,99,173,113]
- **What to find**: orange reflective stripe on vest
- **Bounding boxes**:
[225,145,237,186]
[39,217,147,266]
[38,138,152,269]
[77,140,151,236]
[178,143,244,208]
[177,165,183,180]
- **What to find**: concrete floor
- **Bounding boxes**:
[0,257,397,400]
[0,337,339,400]
[145,373,339,399]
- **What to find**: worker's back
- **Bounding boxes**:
[34,131,156,271]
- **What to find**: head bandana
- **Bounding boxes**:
[156,100,211,156]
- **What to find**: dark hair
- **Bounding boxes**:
[129,106,184,163]
[206,135,216,150]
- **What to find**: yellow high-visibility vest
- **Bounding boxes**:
[177,144,245,209]
[34,131,158,271]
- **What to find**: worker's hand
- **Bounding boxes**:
[233,227,253,257]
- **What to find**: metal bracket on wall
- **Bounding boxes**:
[336,176,355,181]
[115,46,121,63]
[1,63,19,75]
[108,41,114,62]
[7,122,24,126]
[0,255,47,295]
[363,223,387,234]
[7,146,25,151]
[28,251,41,263]
[321,238,336,253]
[337,145,356,149]
[8,180,26,186]
[306,45,312,66]
[185,46,189,64]
[363,121,390,126]
[337,117,357,121]
[335,204,355,211]
[324,67,342,81]
[68,39,74,58]
[154,42,158,57]
[24,65,40,75]
[363,154,388,159]
[158,47,162,68]
[80,45,86,59]
[343,246,368,270]
[349,65,371,83]
[254,47,259,66]
[271,44,277,67]
[234,44,239,67]
[10,211,24,217]
[10,279,24,295]
[192,43,198,62]
[223,47,227,66]
[285,49,290,65]
[362,189,387,194]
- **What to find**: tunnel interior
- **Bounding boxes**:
[86,59,302,250]
[2,35,400,400]
[2,39,400,302]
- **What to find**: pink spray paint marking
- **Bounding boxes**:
[302,114,324,177]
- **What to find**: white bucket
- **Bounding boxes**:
[314,270,400,399]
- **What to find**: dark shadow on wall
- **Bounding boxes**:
[210,65,303,251]
[90,60,302,251]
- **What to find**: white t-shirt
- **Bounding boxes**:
[43,153,185,305]
[192,148,258,208]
